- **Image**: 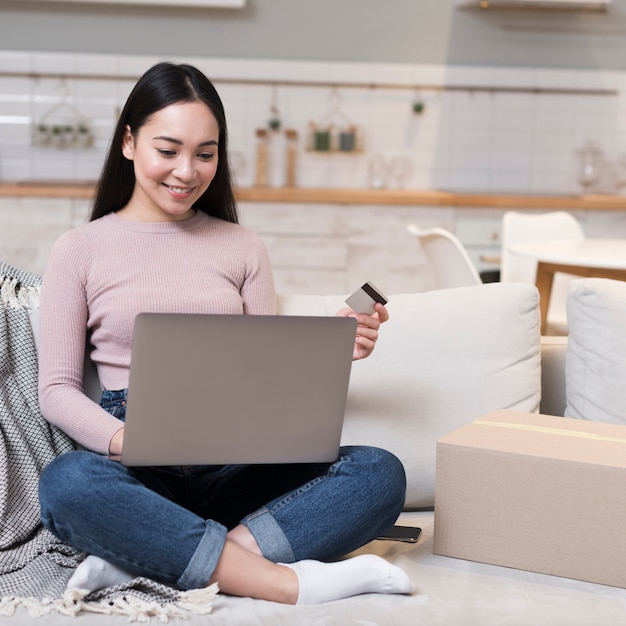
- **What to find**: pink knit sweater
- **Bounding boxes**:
[38,211,276,454]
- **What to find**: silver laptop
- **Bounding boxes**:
[120,313,357,466]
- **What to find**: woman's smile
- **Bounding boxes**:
[163,183,196,197]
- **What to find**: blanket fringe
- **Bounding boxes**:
[0,275,41,311]
[0,583,219,622]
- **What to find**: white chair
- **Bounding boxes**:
[500,211,585,335]
[407,224,482,289]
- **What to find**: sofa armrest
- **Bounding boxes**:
[540,335,567,417]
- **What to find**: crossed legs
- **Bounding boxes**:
[41,447,413,604]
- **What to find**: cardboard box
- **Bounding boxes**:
[434,409,626,588]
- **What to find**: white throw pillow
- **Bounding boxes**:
[566,278,626,425]
[278,282,541,509]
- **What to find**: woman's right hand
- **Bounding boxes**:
[109,427,125,458]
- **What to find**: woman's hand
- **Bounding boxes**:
[109,426,125,458]
[336,302,390,361]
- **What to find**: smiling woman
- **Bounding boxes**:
[118,101,220,222]
[90,62,237,224]
[35,61,408,608]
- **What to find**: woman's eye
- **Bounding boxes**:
[198,152,215,161]
[157,149,176,157]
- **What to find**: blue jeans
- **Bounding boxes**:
[39,390,406,590]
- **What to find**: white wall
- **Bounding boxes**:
[1,50,625,196]
[3,50,626,292]
[2,1,626,70]
[3,1,626,290]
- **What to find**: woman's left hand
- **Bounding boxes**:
[336,302,390,361]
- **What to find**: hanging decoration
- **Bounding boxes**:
[307,88,363,154]
[412,89,425,115]
[267,84,282,131]
[31,79,94,149]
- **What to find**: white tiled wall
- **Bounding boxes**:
[3,50,626,195]
[0,196,90,275]
[4,50,626,292]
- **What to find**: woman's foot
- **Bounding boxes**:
[283,554,415,605]
[66,555,134,592]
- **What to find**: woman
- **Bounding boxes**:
[37,62,412,605]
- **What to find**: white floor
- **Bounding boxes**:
[5,511,626,625]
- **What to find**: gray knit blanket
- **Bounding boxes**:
[0,262,217,620]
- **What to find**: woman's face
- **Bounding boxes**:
[121,100,220,221]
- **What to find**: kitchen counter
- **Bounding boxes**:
[2,181,626,210]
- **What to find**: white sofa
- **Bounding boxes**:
[12,279,626,624]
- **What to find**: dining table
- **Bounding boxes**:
[507,239,626,334]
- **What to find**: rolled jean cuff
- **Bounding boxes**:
[241,506,295,563]
[177,520,228,591]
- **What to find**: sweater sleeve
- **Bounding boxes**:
[240,232,277,316]
[38,231,125,454]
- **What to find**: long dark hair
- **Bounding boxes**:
[90,62,238,224]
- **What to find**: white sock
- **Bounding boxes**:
[283,554,415,605]
[66,555,135,593]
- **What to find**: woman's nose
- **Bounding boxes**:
[173,157,195,180]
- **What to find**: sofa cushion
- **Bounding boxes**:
[277,282,541,509]
[566,278,626,425]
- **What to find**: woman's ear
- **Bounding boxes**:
[121,125,134,160]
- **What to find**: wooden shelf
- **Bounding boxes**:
[0,181,97,199]
[235,187,626,210]
[2,181,626,210]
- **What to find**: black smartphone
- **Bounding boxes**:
[377,525,422,543]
